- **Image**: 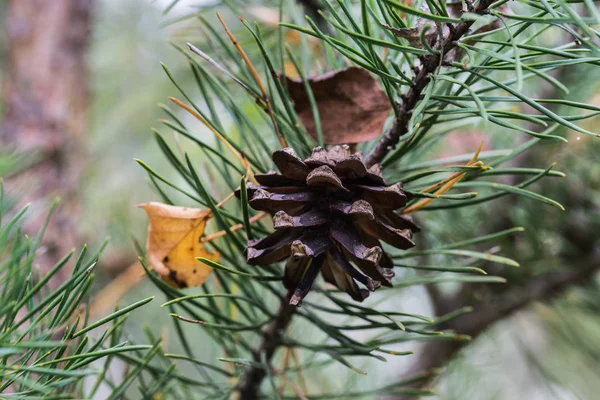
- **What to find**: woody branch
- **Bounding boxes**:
[365,0,496,168]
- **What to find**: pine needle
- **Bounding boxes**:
[169,97,244,161]
[403,142,485,214]
[216,12,286,148]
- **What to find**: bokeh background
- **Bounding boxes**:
[1,1,599,399]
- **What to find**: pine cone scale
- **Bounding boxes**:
[328,246,377,291]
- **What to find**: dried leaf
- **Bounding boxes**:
[139,202,220,288]
[283,67,392,144]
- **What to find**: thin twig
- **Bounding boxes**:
[402,143,484,214]
[277,347,292,395]
[201,211,268,243]
[88,261,144,319]
[238,290,297,399]
[186,42,257,97]
[290,347,308,394]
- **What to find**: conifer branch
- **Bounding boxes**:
[365,0,496,168]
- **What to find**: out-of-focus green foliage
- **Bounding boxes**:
[0,189,155,399]
[435,66,600,399]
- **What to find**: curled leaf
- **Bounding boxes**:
[284,67,392,144]
[139,202,220,288]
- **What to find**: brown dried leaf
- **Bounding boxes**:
[139,202,220,288]
[284,67,392,144]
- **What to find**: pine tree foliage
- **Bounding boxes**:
[0,187,155,399]
[130,0,600,398]
[4,0,599,398]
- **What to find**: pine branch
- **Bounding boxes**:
[391,250,600,400]
[238,290,296,399]
[365,0,496,168]
[146,2,600,398]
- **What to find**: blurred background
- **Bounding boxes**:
[0,0,598,399]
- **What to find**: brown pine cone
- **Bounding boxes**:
[242,146,419,305]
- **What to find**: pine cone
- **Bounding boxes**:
[243,146,419,306]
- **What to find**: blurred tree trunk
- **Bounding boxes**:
[1,0,93,277]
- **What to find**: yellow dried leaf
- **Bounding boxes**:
[139,202,220,288]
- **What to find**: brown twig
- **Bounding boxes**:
[238,290,297,400]
[88,261,144,319]
[364,0,497,168]
[201,211,268,243]
[290,347,308,394]
[277,347,293,395]
[274,368,309,400]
